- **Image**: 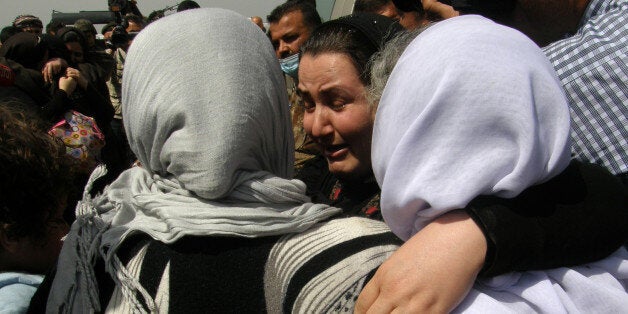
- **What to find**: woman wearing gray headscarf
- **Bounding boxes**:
[44,8,399,313]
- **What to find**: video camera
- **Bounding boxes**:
[108,0,142,23]
[107,0,142,49]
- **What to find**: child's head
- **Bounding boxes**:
[0,101,73,273]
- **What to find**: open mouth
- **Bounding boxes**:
[323,143,350,160]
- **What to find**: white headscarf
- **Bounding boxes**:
[372,15,571,241]
[47,8,340,312]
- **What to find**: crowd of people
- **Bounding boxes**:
[0,0,626,312]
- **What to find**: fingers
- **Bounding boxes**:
[355,273,396,314]
[65,68,88,89]
[355,277,378,313]
[42,59,70,84]
[42,63,53,83]
[58,76,78,95]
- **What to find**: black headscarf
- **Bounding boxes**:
[316,13,405,52]
[303,13,404,85]
[52,27,88,66]
[392,0,424,13]
[0,32,48,70]
[450,0,516,20]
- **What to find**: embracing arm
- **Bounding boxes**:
[467,160,628,276]
[355,210,484,313]
[356,160,627,313]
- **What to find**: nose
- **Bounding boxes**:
[277,41,291,59]
[305,106,334,143]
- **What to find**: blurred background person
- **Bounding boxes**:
[267,0,322,173]
[44,19,65,37]
[12,14,43,35]
[0,26,20,47]
[449,0,628,184]
[353,0,402,23]
[101,22,117,54]
[250,15,266,32]
[146,10,165,25]
[177,0,201,12]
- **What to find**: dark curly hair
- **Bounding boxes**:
[0,101,74,244]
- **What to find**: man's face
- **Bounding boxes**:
[126,21,143,33]
[269,10,311,59]
[22,25,42,35]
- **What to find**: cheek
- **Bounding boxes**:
[294,35,307,49]
[336,110,373,141]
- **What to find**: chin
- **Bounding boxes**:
[328,163,370,182]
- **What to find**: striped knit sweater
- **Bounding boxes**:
[102,217,401,313]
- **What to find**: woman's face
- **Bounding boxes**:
[299,52,375,181]
[65,42,84,65]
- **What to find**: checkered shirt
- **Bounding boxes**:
[543,0,628,175]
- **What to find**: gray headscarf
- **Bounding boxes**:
[47,8,340,312]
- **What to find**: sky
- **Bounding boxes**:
[1,0,285,30]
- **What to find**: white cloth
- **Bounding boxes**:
[373,15,628,313]
[373,15,571,241]
[47,8,340,313]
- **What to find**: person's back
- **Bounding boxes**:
[44,9,397,312]
[543,0,627,181]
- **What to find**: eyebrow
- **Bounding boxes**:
[319,86,351,99]
[296,85,352,105]
[296,86,307,97]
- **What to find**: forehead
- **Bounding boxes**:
[298,53,362,92]
[65,41,83,51]
[269,10,309,40]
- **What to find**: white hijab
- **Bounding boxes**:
[372,15,571,241]
[47,8,340,312]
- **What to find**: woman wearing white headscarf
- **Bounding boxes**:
[44,8,400,313]
[357,15,628,313]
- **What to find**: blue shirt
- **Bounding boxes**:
[0,272,43,314]
[543,0,628,175]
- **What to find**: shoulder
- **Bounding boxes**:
[0,272,43,313]
[266,218,400,312]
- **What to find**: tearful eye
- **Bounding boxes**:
[330,100,346,111]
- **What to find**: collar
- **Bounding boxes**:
[578,0,618,29]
